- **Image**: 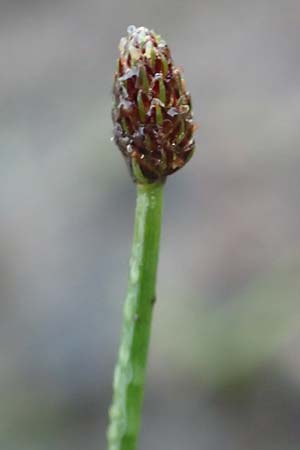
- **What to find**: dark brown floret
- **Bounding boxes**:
[112,26,195,183]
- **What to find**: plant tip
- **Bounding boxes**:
[112,26,196,183]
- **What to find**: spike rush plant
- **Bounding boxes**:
[107,26,195,450]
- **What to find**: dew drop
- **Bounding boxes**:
[158,40,167,48]
[179,104,190,114]
[167,107,178,117]
[119,66,139,81]
[127,25,137,34]
[151,98,164,107]
[130,262,139,284]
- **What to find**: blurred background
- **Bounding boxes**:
[1,0,300,449]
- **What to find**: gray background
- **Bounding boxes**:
[1,0,300,449]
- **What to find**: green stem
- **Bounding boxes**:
[107,182,164,450]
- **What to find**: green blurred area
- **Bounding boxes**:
[154,267,300,386]
[1,0,300,449]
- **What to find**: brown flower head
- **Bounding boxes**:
[112,25,195,183]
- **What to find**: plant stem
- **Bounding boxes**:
[107,181,164,450]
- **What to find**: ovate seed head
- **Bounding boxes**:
[112,25,196,183]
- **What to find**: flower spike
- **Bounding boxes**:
[112,25,195,183]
